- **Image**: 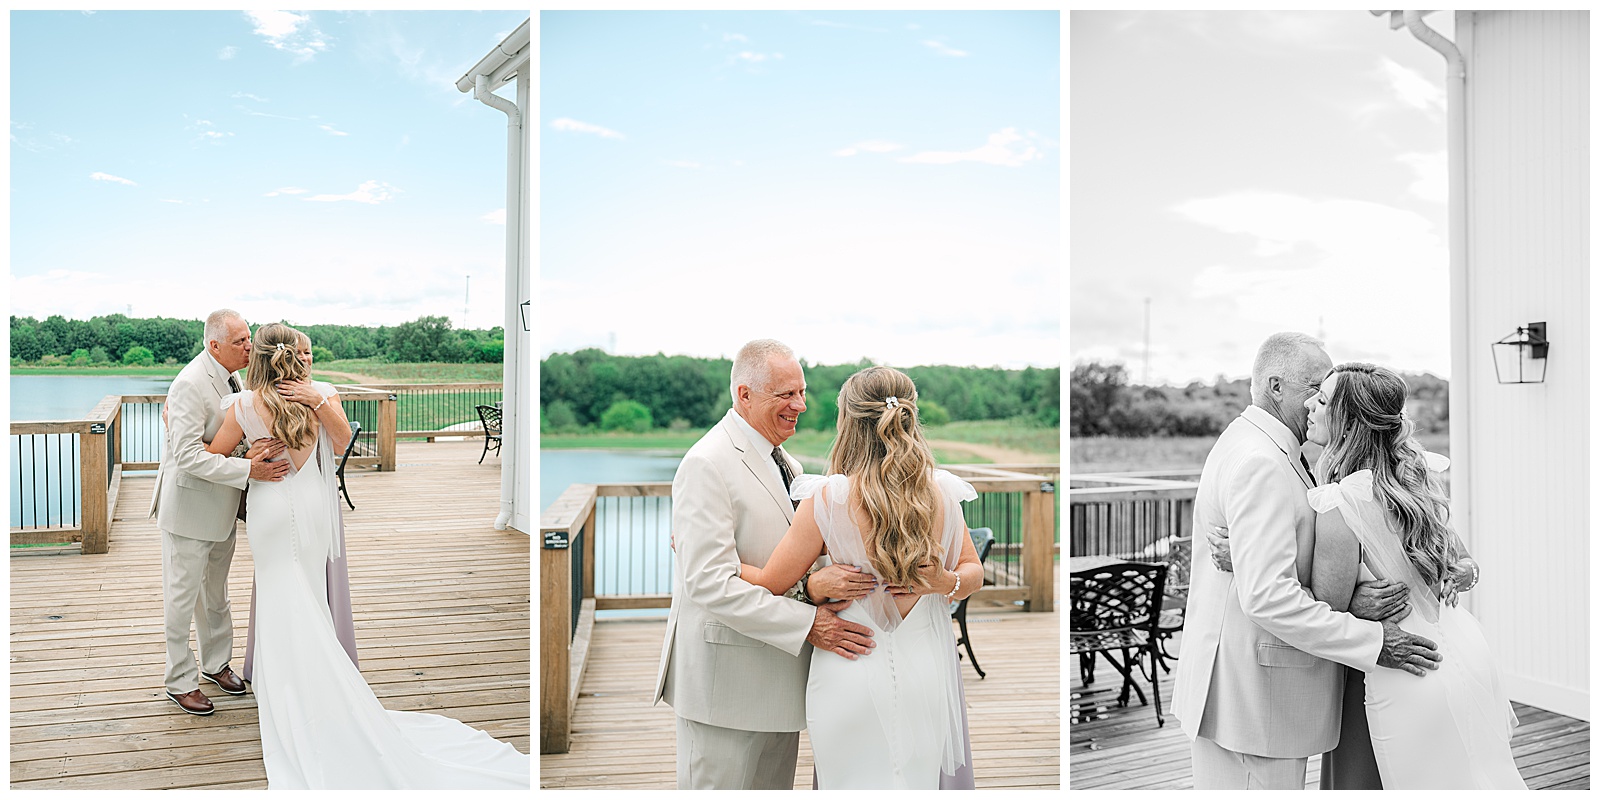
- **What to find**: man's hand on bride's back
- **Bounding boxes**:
[1377,620,1442,676]
[807,601,874,660]
[1350,579,1410,621]
[807,564,876,601]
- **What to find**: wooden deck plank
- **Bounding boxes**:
[9,440,530,789]
[1068,636,1590,789]
[540,604,1062,789]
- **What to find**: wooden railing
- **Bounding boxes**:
[1068,470,1199,561]
[9,389,400,554]
[537,464,1060,754]
[345,382,502,441]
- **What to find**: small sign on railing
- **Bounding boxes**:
[89,423,106,434]
[544,530,570,550]
[1040,481,1055,493]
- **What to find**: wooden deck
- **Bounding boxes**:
[10,440,530,789]
[540,602,1061,789]
[1069,636,1590,790]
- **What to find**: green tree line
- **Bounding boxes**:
[1070,361,1449,438]
[10,314,505,365]
[541,349,1060,433]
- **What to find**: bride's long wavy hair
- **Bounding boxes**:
[246,323,317,450]
[826,366,941,590]
[1316,363,1456,586]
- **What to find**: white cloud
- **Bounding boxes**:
[319,124,349,137]
[550,118,625,140]
[264,187,309,197]
[834,140,903,157]
[723,32,748,43]
[232,92,269,103]
[1171,191,1449,372]
[1396,151,1447,204]
[1378,58,1444,114]
[245,10,330,63]
[482,208,506,225]
[663,159,703,169]
[158,199,186,204]
[90,172,137,186]
[303,180,400,205]
[900,128,1042,167]
[218,46,238,60]
[923,39,968,57]
[198,131,234,140]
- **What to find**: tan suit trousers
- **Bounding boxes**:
[162,529,237,693]
[1191,735,1307,790]
[676,716,799,790]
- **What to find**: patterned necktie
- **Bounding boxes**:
[1300,453,1316,486]
[772,447,798,509]
[228,374,241,394]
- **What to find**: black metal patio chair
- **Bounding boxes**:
[475,404,502,464]
[1151,536,1193,675]
[1070,560,1168,726]
[336,420,361,511]
[950,526,996,678]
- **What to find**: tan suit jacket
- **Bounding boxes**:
[1171,406,1384,758]
[149,351,251,541]
[653,410,816,732]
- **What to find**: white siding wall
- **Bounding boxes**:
[1457,10,1589,720]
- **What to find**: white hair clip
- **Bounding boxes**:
[885,396,898,409]
[275,343,286,351]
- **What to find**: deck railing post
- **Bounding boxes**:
[78,396,121,556]
[540,527,573,754]
[582,502,596,601]
[1023,480,1056,612]
[378,393,398,472]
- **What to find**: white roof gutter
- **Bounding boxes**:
[458,18,530,532]
[1377,10,1472,555]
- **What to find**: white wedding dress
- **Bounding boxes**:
[228,391,530,789]
[1307,457,1526,790]
[791,469,974,789]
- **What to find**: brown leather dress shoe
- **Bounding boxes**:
[166,689,215,716]
[201,666,247,695]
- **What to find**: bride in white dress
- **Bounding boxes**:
[738,366,984,789]
[1303,362,1525,789]
[205,323,530,789]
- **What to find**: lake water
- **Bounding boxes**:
[10,375,175,421]
[10,375,176,528]
[541,449,683,618]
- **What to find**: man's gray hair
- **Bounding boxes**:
[730,339,795,403]
[1250,331,1325,404]
[204,309,245,347]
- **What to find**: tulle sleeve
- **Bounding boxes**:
[933,469,978,504]
[1307,484,1343,513]
[789,474,829,502]
[220,393,241,411]
[1423,451,1450,472]
[312,380,338,398]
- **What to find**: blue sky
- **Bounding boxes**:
[9,10,527,331]
[541,11,1060,369]
[1072,11,1455,385]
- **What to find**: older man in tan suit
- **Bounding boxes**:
[654,339,876,789]
[150,309,287,715]
[1171,332,1442,789]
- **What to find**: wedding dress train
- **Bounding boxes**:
[230,392,530,789]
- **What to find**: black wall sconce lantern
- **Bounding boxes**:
[1491,321,1548,384]
[519,300,531,332]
